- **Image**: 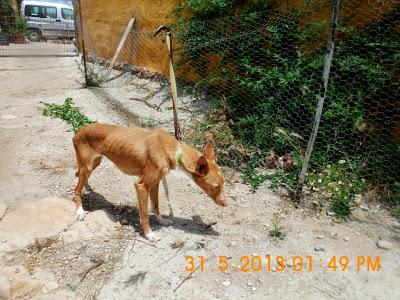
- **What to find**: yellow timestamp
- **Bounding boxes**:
[184,255,381,273]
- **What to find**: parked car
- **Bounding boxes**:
[20,0,75,42]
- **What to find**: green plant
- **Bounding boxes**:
[142,117,158,128]
[269,213,286,240]
[8,13,28,36]
[307,160,368,219]
[387,182,400,218]
[392,207,400,218]
[242,169,267,191]
[43,98,93,133]
[190,102,253,168]
[76,60,103,88]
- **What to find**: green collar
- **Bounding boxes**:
[176,143,183,166]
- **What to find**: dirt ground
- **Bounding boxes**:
[0,56,399,300]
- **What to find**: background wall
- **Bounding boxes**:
[80,0,180,75]
[79,0,397,75]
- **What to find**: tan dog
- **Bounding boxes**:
[72,123,227,241]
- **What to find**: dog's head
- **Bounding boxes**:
[192,143,227,207]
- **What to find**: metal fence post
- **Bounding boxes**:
[77,0,88,84]
[294,0,340,202]
[72,0,80,53]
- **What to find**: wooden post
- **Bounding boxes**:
[103,18,136,81]
[154,26,182,141]
[294,0,340,202]
[165,31,182,141]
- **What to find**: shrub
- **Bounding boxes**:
[172,1,400,210]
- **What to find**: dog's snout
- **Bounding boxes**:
[215,193,228,207]
[219,199,228,207]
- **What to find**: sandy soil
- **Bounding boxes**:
[0,57,399,300]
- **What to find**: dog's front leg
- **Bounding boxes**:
[150,183,173,226]
[135,178,159,241]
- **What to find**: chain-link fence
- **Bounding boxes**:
[81,1,400,218]
[0,0,77,56]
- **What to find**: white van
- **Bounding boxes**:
[21,0,75,42]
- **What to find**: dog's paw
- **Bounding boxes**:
[156,215,174,226]
[144,231,160,242]
[76,206,87,221]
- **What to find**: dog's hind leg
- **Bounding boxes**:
[84,155,101,194]
[151,182,173,226]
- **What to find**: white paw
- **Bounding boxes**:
[144,230,160,242]
[156,215,174,226]
[76,206,87,221]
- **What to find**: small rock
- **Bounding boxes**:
[252,287,257,292]
[314,247,325,252]
[170,241,185,249]
[327,211,335,216]
[376,240,392,250]
[343,237,349,242]
[114,222,122,229]
[2,239,7,243]
[222,280,231,287]
[360,205,369,211]
[43,280,59,293]
[317,235,324,239]
[330,233,338,240]
[14,268,20,273]
[354,194,362,205]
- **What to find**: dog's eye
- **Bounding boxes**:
[213,184,219,190]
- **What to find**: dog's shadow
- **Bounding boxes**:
[82,192,219,237]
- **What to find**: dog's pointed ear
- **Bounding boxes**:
[195,156,209,176]
[204,142,216,161]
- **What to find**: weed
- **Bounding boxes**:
[386,182,400,218]
[391,207,400,218]
[307,160,368,219]
[269,213,286,240]
[190,103,254,168]
[43,98,93,133]
[142,117,159,128]
[76,60,103,88]
[242,170,267,191]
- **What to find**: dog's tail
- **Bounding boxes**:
[161,177,174,217]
